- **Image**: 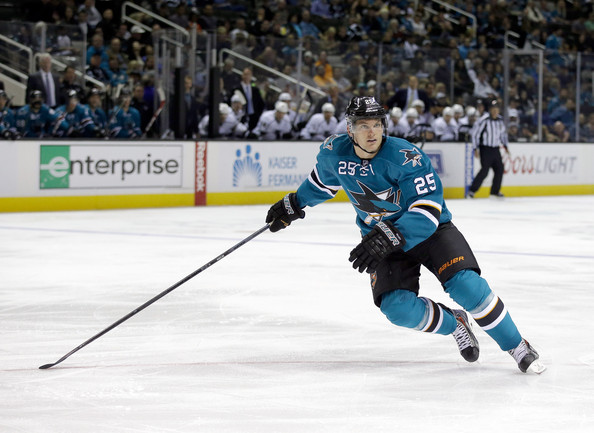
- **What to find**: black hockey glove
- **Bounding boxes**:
[349,221,406,273]
[265,192,305,232]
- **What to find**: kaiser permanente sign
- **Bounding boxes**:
[0,140,592,212]
[39,144,182,189]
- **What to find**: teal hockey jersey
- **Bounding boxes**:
[295,134,452,251]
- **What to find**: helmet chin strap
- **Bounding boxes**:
[351,134,385,156]
[353,139,378,155]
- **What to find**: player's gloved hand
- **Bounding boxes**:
[266,192,305,232]
[349,221,406,273]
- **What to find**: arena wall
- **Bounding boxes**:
[0,140,592,212]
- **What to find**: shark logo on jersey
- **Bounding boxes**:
[350,180,402,224]
[322,134,338,150]
[400,148,422,167]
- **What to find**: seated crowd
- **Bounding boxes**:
[2,0,594,142]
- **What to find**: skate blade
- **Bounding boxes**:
[527,360,546,374]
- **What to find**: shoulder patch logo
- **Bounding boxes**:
[400,148,422,167]
[322,134,338,150]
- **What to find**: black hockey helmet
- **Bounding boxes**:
[66,89,79,101]
[88,87,103,97]
[345,96,387,130]
[29,90,44,105]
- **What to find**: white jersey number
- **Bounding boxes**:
[414,173,436,195]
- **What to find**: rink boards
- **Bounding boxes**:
[0,140,593,212]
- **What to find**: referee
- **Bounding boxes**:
[467,99,510,198]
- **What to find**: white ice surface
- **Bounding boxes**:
[1,196,594,432]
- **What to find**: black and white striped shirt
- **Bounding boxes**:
[472,114,508,149]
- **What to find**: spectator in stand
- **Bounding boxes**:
[79,0,102,29]
[169,3,190,29]
[230,17,250,44]
[548,120,570,142]
[314,51,334,82]
[196,4,218,32]
[300,102,338,141]
[87,33,109,68]
[77,9,91,39]
[464,59,498,100]
[523,0,547,32]
[49,25,74,56]
[86,52,111,85]
[127,26,148,57]
[128,41,146,69]
[96,9,117,43]
[299,10,321,39]
[582,113,594,142]
[230,32,252,70]
[107,38,129,69]
[302,50,317,77]
[313,64,337,89]
[26,53,60,108]
[333,66,354,97]
[312,84,349,121]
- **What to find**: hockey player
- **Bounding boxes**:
[108,89,142,138]
[86,88,107,135]
[198,103,248,138]
[395,107,419,138]
[265,96,543,374]
[386,106,403,137]
[300,102,338,140]
[251,101,293,140]
[0,90,18,139]
[15,90,68,137]
[432,106,458,141]
[55,89,99,137]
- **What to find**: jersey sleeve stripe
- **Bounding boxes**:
[408,200,441,226]
[308,167,340,197]
[409,199,442,213]
[409,207,439,227]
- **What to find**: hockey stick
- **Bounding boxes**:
[39,223,271,370]
[142,87,166,139]
[141,99,166,138]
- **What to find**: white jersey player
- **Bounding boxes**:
[300,102,338,140]
[252,101,293,140]
[386,106,403,137]
[432,106,458,141]
[198,103,247,138]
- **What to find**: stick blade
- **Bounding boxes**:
[39,363,56,370]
